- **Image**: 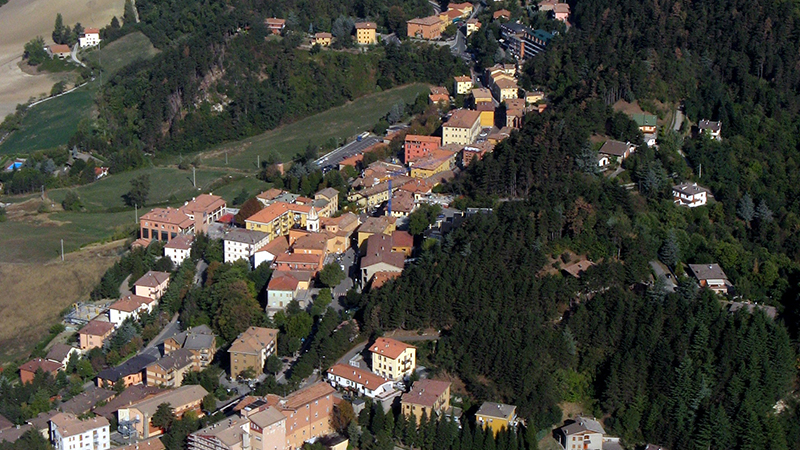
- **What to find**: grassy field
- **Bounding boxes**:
[84,31,160,75]
[200,83,430,170]
[0,82,98,155]
[0,241,123,363]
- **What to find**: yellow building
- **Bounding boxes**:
[314,32,332,46]
[454,75,473,95]
[442,109,482,146]
[471,87,493,106]
[356,216,397,249]
[410,149,456,178]
[526,90,544,104]
[369,337,416,380]
[245,202,311,241]
[401,379,451,423]
[355,22,377,45]
[476,402,518,435]
[493,78,519,101]
[465,18,481,36]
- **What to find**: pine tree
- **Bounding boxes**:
[737,192,755,222]
[755,200,773,222]
[658,230,680,268]
[53,14,65,44]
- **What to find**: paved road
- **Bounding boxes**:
[315,136,380,168]
[70,45,86,68]
[194,260,208,287]
[331,247,357,307]
[608,166,625,179]
[140,313,180,359]
[672,107,684,132]
[336,331,441,366]
[649,260,676,292]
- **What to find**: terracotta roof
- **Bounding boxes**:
[408,16,443,26]
[445,109,481,129]
[257,188,285,201]
[390,190,415,213]
[494,78,518,89]
[82,28,100,34]
[315,187,340,200]
[110,294,155,312]
[180,194,225,216]
[402,379,451,407]
[93,385,167,419]
[164,234,194,250]
[355,22,377,29]
[268,272,299,291]
[328,363,391,389]
[49,413,108,437]
[361,234,405,269]
[19,358,61,374]
[123,385,207,417]
[476,402,517,420]
[49,44,71,53]
[448,2,473,11]
[191,416,250,446]
[117,437,165,450]
[472,87,493,101]
[392,230,413,248]
[274,252,322,264]
[281,382,335,410]
[358,216,396,235]
[562,260,595,278]
[265,18,286,25]
[292,233,329,251]
[134,270,171,288]
[400,179,434,194]
[405,134,442,144]
[370,271,401,289]
[338,153,364,167]
[256,235,291,256]
[315,32,333,39]
[369,337,415,359]
[79,320,115,337]
[229,327,278,355]
[46,343,76,363]
[140,207,193,228]
[493,9,511,19]
[455,75,471,82]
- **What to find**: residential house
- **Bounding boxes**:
[556,416,605,450]
[404,134,442,163]
[108,295,156,328]
[327,363,395,399]
[187,415,250,450]
[526,90,544,104]
[276,382,335,449]
[314,32,332,46]
[224,229,270,265]
[256,188,287,206]
[461,141,495,167]
[442,109,481,145]
[133,270,171,301]
[597,154,610,168]
[78,320,115,351]
[181,194,227,234]
[59,387,115,416]
[247,407,287,450]
[476,402,518,435]
[493,9,511,20]
[49,413,109,450]
[354,22,377,45]
[698,119,722,141]
[672,182,711,208]
[265,18,286,35]
[360,233,405,285]
[117,385,207,439]
[399,179,434,201]
[454,75,473,95]
[632,113,658,146]
[139,207,194,242]
[687,264,732,295]
[407,16,444,40]
[504,98,527,128]
[553,3,570,21]
[409,148,456,178]
[598,140,636,162]
[562,260,596,279]
[272,252,325,274]
[466,18,481,35]
[401,379,451,423]
[19,358,61,384]
[369,337,416,380]
[429,86,450,105]
[145,349,196,388]
[356,216,397,249]
[164,325,217,368]
[320,212,360,235]
[164,234,194,266]
[314,187,340,217]
[448,2,473,17]
[93,166,109,179]
[267,271,302,315]
[388,190,416,218]
[78,28,101,47]
[117,437,165,450]
[254,236,291,268]
[96,354,158,388]
[493,78,519,101]
[471,87,493,106]
[245,202,312,241]
[93,385,167,421]
[47,44,71,59]
[46,344,80,370]
[477,103,495,127]
[229,327,279,379]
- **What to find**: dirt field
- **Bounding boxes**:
[0,240,123,363]
[0,0,125,118]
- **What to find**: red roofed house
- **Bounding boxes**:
[133,270,171,301]
[404,134,442,163]
[493,9,511,20]
[108,295,156,328]
[139,207,194,243]
[553,3,570,21]
[448,2,473,17]
[78,320,115,350]
[369,271,402,290]
[429,86,450,105]
[265,17,286,35]
[47,44,71,59]
[164,234,194,266]
[94,166,109,179]
[407,16,445,40]
[20,358,62,384]
[360,233,405,286]
[327,363,395,399]
[401,379,452,423]
[180,194,227,234]
[369,337,416,380]
[78,28,101,47]
[266,271,300,314]
[272,252,325,274]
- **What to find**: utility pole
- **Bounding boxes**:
[192,166,196,188]
[135,203,138,223]
[699,164,702,178]
[257,155,260,169]
[60,239,64,261]
[225,152,228,165]
[41,185,44,200]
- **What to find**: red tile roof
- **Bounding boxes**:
[370,337,415,360]
[20,358,61,374]
[402,379,451,407]
[110,295,154,312]
[328,364,391,389]
[79,320,115,337]
[268,272,299,291]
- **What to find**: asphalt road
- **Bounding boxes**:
[649,260,677,292]
[140,313,180,359]
[315,136,380,168]
[331,247,358,307]
[336,331,441,366]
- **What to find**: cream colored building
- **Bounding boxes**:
[442,109,482,145]
[401,379,451,423]
[355,22,377,45]
[454,76,473,95]
[369,337,416,380]
[229,327,278,380]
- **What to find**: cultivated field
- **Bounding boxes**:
[0,240,123,363]
[200,83,430,169]
[0,0,125,118]
[0,83,98,155]
[84,31,160,75]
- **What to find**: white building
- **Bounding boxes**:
[672,182,711,207]
[327,363,395,399]
[108,295,155,328]
[698,119,722,141]
[223,229,270,266]
[442,109,482,145]
[78,28,101,48]
[50,413,110,450]
[557,416,605,450]
[164,234,194,266]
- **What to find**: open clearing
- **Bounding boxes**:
[0,83,98,154]
[0,240,123,363]
[0,0,125,118]
[84,31,160,75]
[200,83,430,170]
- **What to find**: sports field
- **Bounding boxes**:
[200,83,430,169]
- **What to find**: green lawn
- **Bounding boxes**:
[200,83,430,170]
[0,83,97,155]
[84,31,160,75]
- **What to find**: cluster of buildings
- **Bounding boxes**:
[406,2,476,40]
[45,28,101,60]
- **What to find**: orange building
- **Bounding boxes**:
[265,18,286,35]
[407,16,444,39]
[139,207,193,243]
[19,358,61,384]
[404,134,442,163]
[78,320,115,350]
[354,22,377,44]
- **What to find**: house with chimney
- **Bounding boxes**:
[229,327,278,380]
[401,379,451,423]
[556,416,605,450]
[687,263,732,295]
[327,363,395,399]
[369,337,416,380]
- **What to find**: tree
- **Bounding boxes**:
[387,102,405,125]
[755,200,773,223]
[123,0,137,26]
[319,263,345,287]
[266,354,282,375]
[151,403,176,431]
[658,230,680,268]
[737,192,755,223]
[125,174,150,207]
[23,37,48,66]
[62,191,83,211]
[408,203,442,236]
[311,288,333,316]
[233,188,249,206]
[53,14,65,44]
[332,401,356,433]
[235,197,262,226]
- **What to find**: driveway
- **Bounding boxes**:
[649,260,677,292]
[140,313,180,359]
[672,107,684,132]
[315,136,380,168]
[70,45,86,67]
